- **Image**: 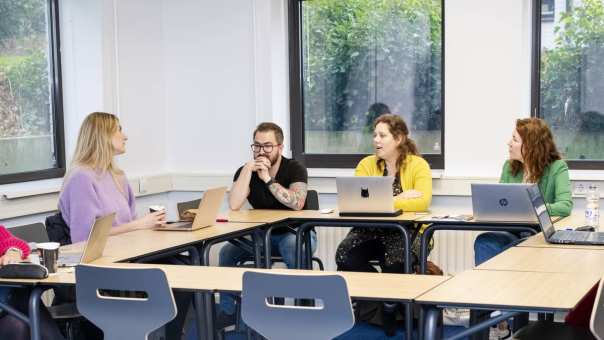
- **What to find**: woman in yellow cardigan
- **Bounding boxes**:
[336,114,432,274]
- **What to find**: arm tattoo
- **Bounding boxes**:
[268,182,308,210]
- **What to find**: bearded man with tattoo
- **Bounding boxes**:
[216,122,317,327]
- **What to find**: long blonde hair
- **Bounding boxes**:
[67,112,125,194]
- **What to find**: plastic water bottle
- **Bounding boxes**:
[585,185,600,230]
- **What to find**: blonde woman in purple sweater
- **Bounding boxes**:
[59,112,165,242]
[58,112,195,340]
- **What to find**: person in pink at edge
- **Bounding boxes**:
[0,226,64,340]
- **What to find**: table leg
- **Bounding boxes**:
[423,306,442,340]
[28,286,46,340]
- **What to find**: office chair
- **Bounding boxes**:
[75,265,177,340]
[9,223,49,243]
[241,271,354,340]
[10,222,83,339]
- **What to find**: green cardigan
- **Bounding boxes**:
[499,159,573,217]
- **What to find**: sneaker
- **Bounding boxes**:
[488,321,510,340]
[443,308,470,327]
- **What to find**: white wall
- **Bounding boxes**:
[162,1,257,173]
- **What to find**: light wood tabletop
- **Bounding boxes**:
[416,269,601,311]
[519,232,604,250]
[60,221,264,263]
[226,209,423,224]
[89,263,451,301]
[476,246,604,275]
[555,212,603,229]
[0,263,450,302]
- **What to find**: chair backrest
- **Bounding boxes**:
[303,190,320,210]
[241,271,354,340]
[76,265,177,340]
[9,223,49,243]
[591,277,604,340]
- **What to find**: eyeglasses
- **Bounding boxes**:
[250,143,280,153]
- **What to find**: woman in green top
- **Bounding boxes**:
[474,118,573,265]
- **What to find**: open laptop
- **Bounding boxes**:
[527,185,604,245]
[472,183,542,223]
[336,177,402,217]
[58,213,114,267]
[154,186,227,231]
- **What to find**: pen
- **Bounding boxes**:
[216,218,229,222]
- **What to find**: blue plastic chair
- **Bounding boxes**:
[241,271,354,340]
[76,265,177,340]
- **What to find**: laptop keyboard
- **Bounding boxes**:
[552,230,590,242]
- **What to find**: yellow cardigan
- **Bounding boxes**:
[355,155,432,212]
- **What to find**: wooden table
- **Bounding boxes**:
[89,263,451,302]
[61,221,264,263]
[519,232,604,250]
[417,269,599,311]
[476,246,604,275]
[416,269,601,340]
[3,221,264,340]
[227,208,422,224]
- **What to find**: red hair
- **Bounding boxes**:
[510,118,561,182]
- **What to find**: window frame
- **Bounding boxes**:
[531,0,604,170]
[0,0,66,184]
[288,0,445,169]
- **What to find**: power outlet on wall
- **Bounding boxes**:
[573,181,600,196]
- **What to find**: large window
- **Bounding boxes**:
[533,0,604,169]
[289,0,444,168]
[0,0,64,184]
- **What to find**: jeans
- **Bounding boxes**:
[474,231,529,266]
[218,230,318,315]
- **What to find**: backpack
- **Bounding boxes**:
[45,212,72,245]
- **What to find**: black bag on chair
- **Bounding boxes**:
[45,212,72,246]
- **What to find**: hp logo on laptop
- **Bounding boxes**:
[499,198,509,207]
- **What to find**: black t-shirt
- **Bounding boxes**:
[233,156,308,210]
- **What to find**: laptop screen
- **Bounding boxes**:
[526,185,556,239]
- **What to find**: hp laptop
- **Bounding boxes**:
[58,213,115,267]
[472,183,540,223]
[527,185,604,245]
[336,177,402,217]
[154,186,227,231]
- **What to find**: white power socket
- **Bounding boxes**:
[573,181,600,196]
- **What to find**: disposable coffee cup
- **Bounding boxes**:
[37,242,60,273]
[149,205,166,213]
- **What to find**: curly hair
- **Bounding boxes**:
[373,114,419,172]
[510,118,561,182]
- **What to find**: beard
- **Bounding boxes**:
[255,153,279,165]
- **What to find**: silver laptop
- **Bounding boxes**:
[336,177,401,217]
[154,186,227,231]
[527,185,604,245]
[58,213,114,267]
[471,183,539,223]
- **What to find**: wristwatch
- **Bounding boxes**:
[265,177,276,187]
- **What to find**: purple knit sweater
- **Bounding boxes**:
[58,168,137,243]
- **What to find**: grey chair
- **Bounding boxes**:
[241,271,354,340]
[75,265,177,340]
[9,222,50,243]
